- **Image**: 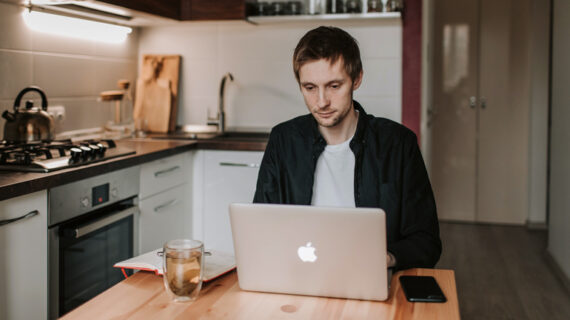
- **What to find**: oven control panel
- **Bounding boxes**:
[49,166,140,226]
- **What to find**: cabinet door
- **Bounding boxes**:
[139,184,187,254]
[430,0,479,222]
[99,0,180,20]
[181,0,249,20]
[140,153,187,200]
[0,191,48,320]
[429,0,529,224]
[202,150,263,254]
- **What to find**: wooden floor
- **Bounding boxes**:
[436,222,570,320]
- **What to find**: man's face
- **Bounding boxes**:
[298,58,362,128]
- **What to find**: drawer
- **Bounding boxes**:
[140,153,188,199]
[139,184,187,254]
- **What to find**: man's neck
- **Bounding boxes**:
[319,108,359,145]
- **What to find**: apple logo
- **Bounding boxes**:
[297,242,317,262]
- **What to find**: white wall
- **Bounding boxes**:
[138,19,402,131]
[549,0,570,280]
[0,1,139,135]
[527,0,550,226]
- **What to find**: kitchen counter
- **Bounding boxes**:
[60,268,460,320]
[0,135,268,201]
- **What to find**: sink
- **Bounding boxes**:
[216,132,270,140]
[150,130,269,141]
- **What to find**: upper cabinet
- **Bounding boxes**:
[98,0,253,21]
[99,0,181,20]
[96,0,399,23]
[180,0,252,20]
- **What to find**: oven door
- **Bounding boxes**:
[48,200,139,319]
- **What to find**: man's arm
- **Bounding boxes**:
[387,132,442,270]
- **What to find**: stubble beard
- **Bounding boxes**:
[314,94,354,128]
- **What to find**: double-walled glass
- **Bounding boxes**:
[162,239,204,302]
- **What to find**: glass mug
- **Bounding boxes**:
[162,239,204,302]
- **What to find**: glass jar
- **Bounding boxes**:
[346,0,361,13]
[368,0,383,12]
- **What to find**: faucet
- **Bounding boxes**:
[208,72,234,134]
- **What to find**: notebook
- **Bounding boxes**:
[113,249,235,282]
[229,203,389,301]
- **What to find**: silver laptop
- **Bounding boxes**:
[229,203,389,301]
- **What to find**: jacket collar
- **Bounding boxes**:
[352,100,368,144]
[307,100,369,162]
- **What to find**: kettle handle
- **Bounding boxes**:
[14,86,48,112]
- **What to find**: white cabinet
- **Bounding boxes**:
[192,150,264,254]
[139,184,187,253]
[0,191,48,320]
[139,152,192,254]
[139,153,187,200]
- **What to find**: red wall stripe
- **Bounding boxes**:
[402,0,422,143]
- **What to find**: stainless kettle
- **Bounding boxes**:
[2,86,55,142]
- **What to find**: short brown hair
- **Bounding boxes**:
[293,26,362,83]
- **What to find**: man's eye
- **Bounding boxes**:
[305,86,315,91]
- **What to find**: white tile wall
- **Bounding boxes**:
[0,2,33,51]
[139,18,403,131]
[0,51,33,100]
[0,1,139,135]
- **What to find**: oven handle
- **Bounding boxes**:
[67,206,139,239]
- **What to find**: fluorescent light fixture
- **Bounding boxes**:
[22,9,132,43]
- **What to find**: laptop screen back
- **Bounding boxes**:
[229,203,389,301]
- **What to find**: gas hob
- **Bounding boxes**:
[0,139,135,172]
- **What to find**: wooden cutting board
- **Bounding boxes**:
[134,78,171,133]
[134,55,180,133]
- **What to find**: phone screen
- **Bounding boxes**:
[399,276,447,303]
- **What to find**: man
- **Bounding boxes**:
[253,26,441,270]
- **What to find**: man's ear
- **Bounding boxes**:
[352,70,363,90]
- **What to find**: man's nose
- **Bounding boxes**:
[317,89,330,109]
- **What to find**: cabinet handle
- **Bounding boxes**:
[219,162,260,168]
[0,210,39,227]
[480,97,487,109]
[154,199,178,212]
[154,165,181,177]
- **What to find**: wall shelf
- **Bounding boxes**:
[247,12,401,25]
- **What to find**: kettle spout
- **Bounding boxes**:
[2,110,15,122]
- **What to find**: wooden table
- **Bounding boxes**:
[61,268,460,319]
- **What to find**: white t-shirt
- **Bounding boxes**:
[311,136,356,207]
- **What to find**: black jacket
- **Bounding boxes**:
[253,101,441,270]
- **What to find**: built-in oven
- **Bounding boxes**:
[48,166,140,319]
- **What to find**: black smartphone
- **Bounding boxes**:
[399,276,447,303]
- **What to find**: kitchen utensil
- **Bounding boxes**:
[100,90,124,125]
[2,86,55,142]
[134,55,180,133]
[134,77,172,133]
